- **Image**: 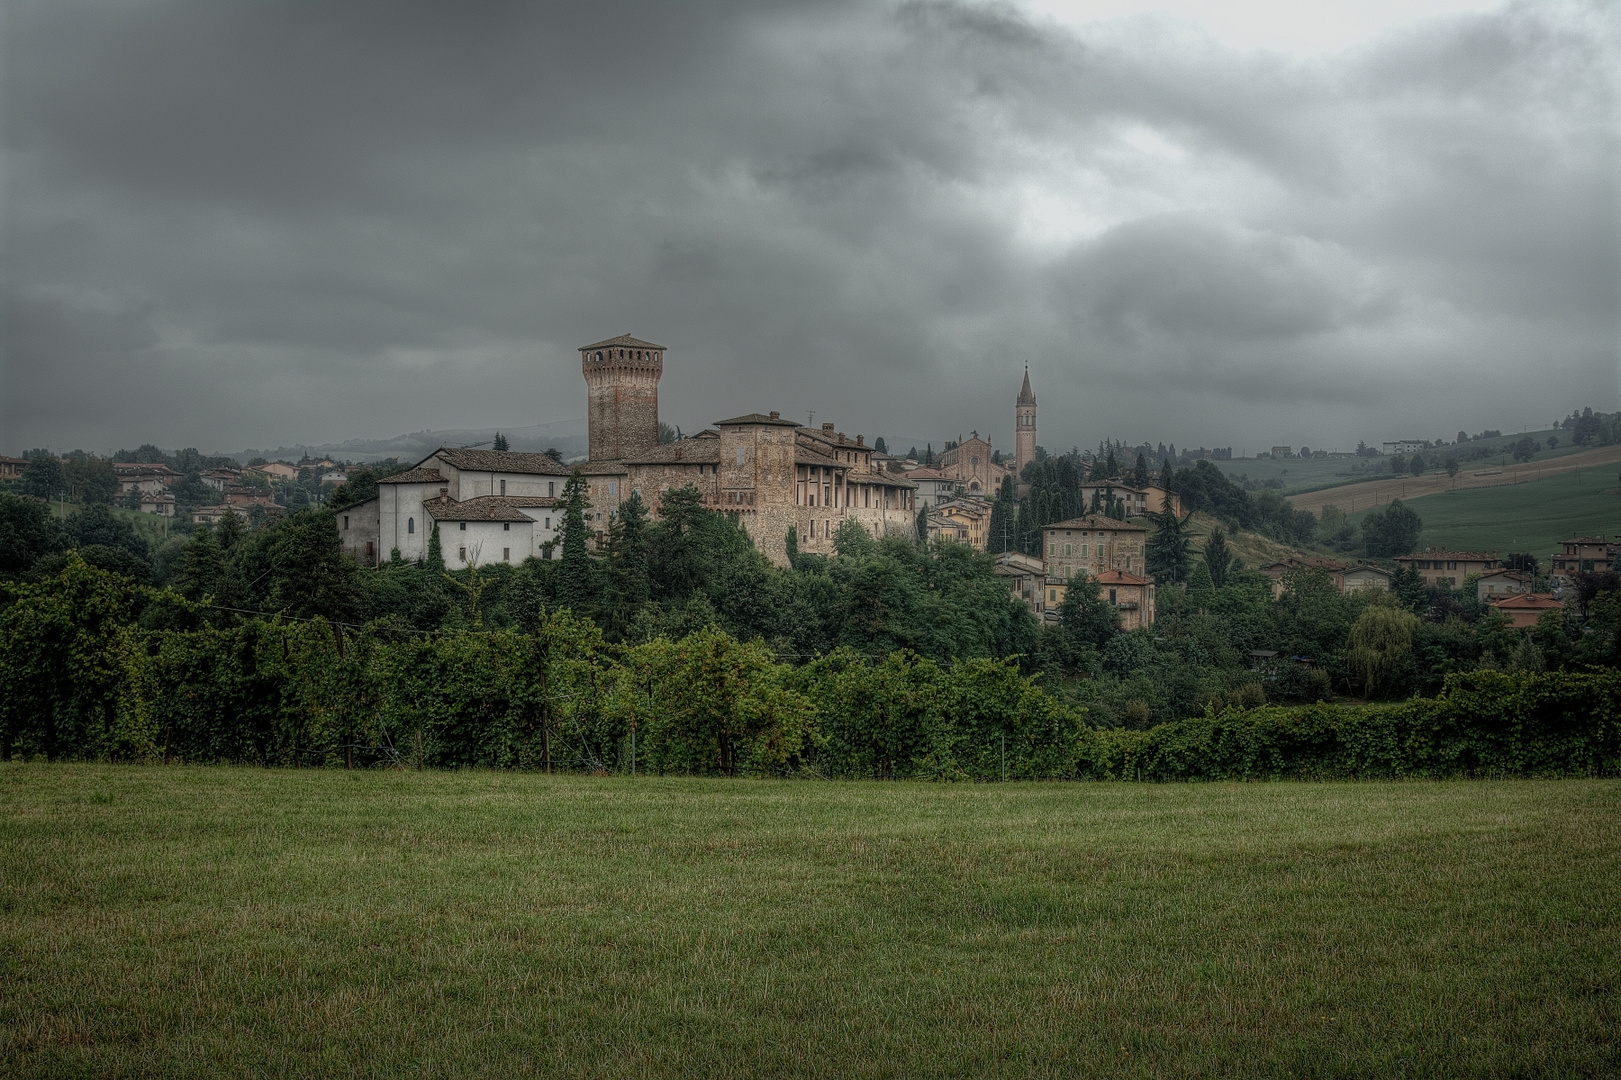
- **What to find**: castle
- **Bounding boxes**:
[338,334,919,569]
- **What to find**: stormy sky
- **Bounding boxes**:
[3,0,1617,458]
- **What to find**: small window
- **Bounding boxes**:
[503,548,510,561]
[503,522,510,531]
[609,482,617,495]
[500,479,506,496]
[343,515,349,530]
[545,517,551,528]
[737,447,746,466]
[459,522,466,531]
[548,482,555,497]
[1109,589,1117,604]
[407,517,415,534]
[459,547,466,561]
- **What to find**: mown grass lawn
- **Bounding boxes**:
[2,766,1616,1078]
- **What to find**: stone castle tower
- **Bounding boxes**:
[1015,366,1036,490]
[580,333,664,461]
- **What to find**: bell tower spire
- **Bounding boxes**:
[1015,365,1036,493]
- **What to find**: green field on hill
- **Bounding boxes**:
[1325,468,1620,557]
[3,765,1616,1078]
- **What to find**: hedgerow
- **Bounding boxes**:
[2,556,1617,778]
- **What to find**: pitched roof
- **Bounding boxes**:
[1017,367,1036,406]
[1489,593,1564,610]
[580,333,666,351]
[1043,516,1149,532]
[1396,547,1499,561]
[422,496,542,523]
[905,468,954,481]
[431,447,569,475]
[715,412,801,427]
[378,466,445,485]
[1096,569,1153,585]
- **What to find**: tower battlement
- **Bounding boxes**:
[580,333,665,461]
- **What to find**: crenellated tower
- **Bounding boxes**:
[1015,366,1036,491]
[580,333,664,461]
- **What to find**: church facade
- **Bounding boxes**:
[339,333,917,569]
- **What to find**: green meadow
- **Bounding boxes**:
[1361,469,1618,556]
[3,765,1617,1078]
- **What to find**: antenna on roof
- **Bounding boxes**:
[807,410,815,427]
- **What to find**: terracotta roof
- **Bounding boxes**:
[114,462,178,474]
[1489,593,1564,610]
[621,441,722,465]
[905,468,954,481]
[1396,548,1499,561]
[378,467,445,485]
[797,426,871,450]
[580,333,666,352]
[1017,367,1036,406]
[715,412,802,427]
[1342,565,1392,577]
[422,496,540,523]
[1096,569,1153,585]
[432,448,569,475]
[1043,516,1149,533]
[573,461,629,476]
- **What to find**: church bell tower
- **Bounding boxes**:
[1015,366,1036,492]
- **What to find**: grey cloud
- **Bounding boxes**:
[2,0,1614,455]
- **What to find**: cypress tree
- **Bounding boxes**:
[556,471,593,610]
[1134,452,1150,488]
[426,523,445,571]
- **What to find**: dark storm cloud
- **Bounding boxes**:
[3,0,1614,455]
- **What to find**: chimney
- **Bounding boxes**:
[769,411,780,419]
[856,435,865,446]
[822,422,835,432]
[439,488,448,499]
[838,433,846,444]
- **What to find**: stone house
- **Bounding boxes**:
[224,486,275,509]
[995,551,1045,614]
[1476,570,1531,603]
[200,468,241,492]
[1394,548,1500,588]
[937,433,1009,496]
[1041,517,1149,579]
[926,499,991,550]
[0,455,27,481]
[1548,537,1614,585]
[1096,569,1156,631]
[1077,482,1148,517]
[138,491,176,517]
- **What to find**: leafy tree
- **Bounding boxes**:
[1511,437,1536,463]
[1389,564,1428,612]
[20,456,64,500]
[555,471,594,610]
[1052,571,1118,660]
[1346,602,1420,698]
[328,461,407,511]
[833,518,875,558]
[492,431,509,452]
[1362,499,1422,558]
[1445,455,1460,477]
[64,504,149,561]
[0,492,64,575]
[266,509,365,623]
[1408,452,1426,475]
[1203,528,1233,588]
[63,456,118,504]
[1145,508,1193,584]
[606,490,650,610]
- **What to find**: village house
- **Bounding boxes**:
[904,467,959,508]
[1259,557,1349,599]
[1382,440,1426,455]
[336,334,917,568]
[994,551,1045,614]
[192,505,238,526]
[1476,570,1531,603]
[138,491,176,517]
[1142,484,1182,516]
[224,486,276,509]
[0,455,27,481]
[200,468,241,492]
[1041,517,1149,578]
[1394,548,1499,588]
[926,499,991,550]
[1341,565,1392,593]
[1548,537,1614,585]
[1488,593,1564,629]
[1035,569,1156,629]
[246,462,299,482]
[113,462,180,498]
[1269,446,1292,459]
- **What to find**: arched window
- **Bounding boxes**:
[596,351,603,361]
[407,517,415,534]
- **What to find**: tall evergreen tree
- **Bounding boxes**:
[988,476,1016,554]
[426,523,445,571]
[1203,527,1233,588]
[492,431,509,451]
[556,471,594,610]
[1133,452,1150,488]
[874,437,888,454]
[1145,507,1194,585]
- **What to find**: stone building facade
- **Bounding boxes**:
[936,434,1009,496]
[1041,516,1149,579]
[337,333,918,569]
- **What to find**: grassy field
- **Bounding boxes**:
[1406,470,1620,556]
[2,767,1616,1079]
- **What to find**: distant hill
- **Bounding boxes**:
[229,418,588,465]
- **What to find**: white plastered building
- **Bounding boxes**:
[338,447,569,568]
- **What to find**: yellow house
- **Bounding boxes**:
[1041,517,1149,578]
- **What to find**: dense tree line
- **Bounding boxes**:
[1,554,1615,778]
